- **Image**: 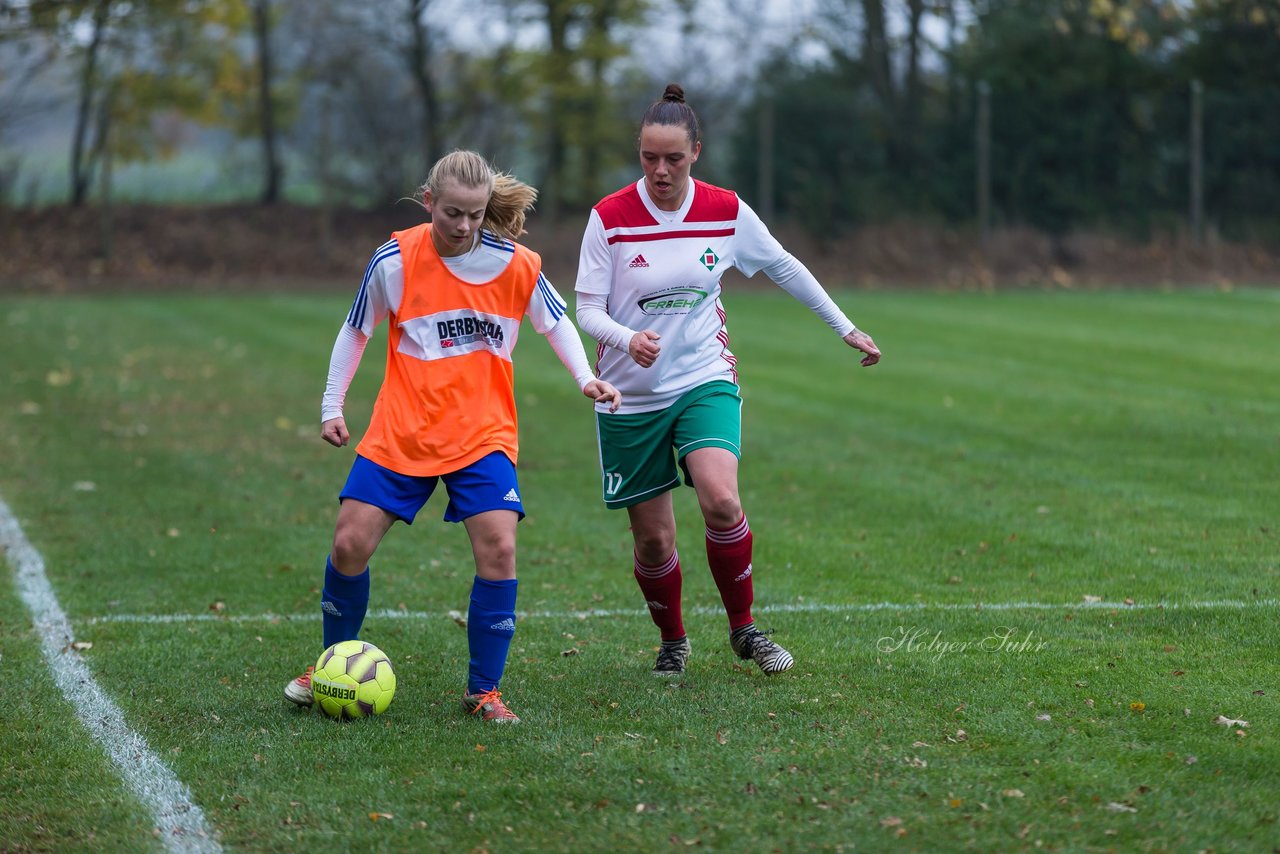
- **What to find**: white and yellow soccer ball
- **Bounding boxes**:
[312,640,396,720]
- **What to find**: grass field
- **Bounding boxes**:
[1,287,1277,852]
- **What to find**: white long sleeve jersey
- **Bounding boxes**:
[575,178,856,414]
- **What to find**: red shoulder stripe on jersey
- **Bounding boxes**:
[594,184,657,230]
[606,227,735,245]
[686,180,740,222]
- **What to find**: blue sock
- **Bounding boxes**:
[466,576,518,694]
[321,557,369,649]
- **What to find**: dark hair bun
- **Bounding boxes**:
[662,83,685,103]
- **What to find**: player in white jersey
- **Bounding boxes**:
[575,84,882,676]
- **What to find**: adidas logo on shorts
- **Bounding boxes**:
[503,488,520,502]
[489,617,516,633]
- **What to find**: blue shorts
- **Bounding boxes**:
[339,452,525,524]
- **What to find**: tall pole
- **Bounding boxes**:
[976,80,991,248]
[1189,79,1204,245]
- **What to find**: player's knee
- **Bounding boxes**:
[473,536,517,578]
[700,493,743,530]
[633,529,675,565]
[331,528,374,570]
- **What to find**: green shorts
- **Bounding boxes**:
[595,380,743,509]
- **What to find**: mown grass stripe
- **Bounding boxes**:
[1,495,222,854]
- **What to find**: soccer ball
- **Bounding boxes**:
[312,640,396,720]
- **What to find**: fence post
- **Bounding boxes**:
[976,80,991,248]
[1189,78,1204,246]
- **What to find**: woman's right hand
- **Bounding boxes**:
[321,416,350,447]
[628,330,662,368]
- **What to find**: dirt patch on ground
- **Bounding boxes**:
[2,203,1277,294]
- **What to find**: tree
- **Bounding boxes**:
[250,0,282,204]
[957,0,1189,233]
[521,0,648,219]
[26,0,258,207]
[406,0,443,171]
[1173,0,1280,238]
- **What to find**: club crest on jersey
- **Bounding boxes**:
[637,287,708,315]
[628,254,650,268]
[699,247,720,271]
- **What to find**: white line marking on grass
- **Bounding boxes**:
[0,497,221,854]
[82,596,1280,626]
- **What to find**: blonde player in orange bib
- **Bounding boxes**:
[284,150,620,724]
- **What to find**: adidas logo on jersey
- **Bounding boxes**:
[645,600,668,611]
[489,617,516,633]
[321,600,342,617]
[734,564,753,582]
[502,488,520,502]
[628,254,650,268]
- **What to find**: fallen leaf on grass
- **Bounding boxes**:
[1035,714,1051,721]
[716,730,727,745]
[1105,802,1137,813]
[1082,594,1102,603]
[1130,702,1146,713]
[71,641,93,651]
[1001,789,1025,798]
[560,648,580,657]
[905,756,927,768]
[368,812,394,821]
[1213,715,1248,728]
[879,816,903,828]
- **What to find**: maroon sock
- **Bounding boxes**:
[633,550,685,641]
[706,515,754,630]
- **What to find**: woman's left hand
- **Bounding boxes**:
[584,379,622,412]
[843,330,881,366]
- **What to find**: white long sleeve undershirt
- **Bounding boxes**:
[761,253,858,338]
[321,322,367,422]
[543,315,597,391]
